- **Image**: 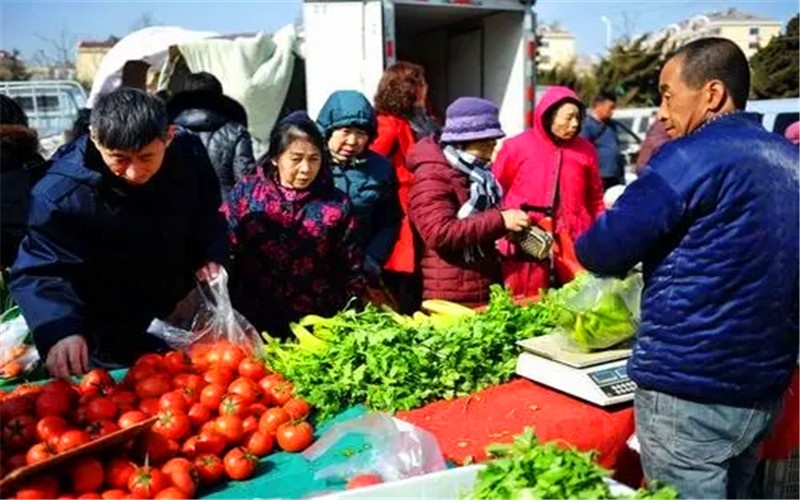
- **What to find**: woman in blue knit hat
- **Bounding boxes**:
[407,97,531,306]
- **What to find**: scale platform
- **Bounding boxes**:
[515,335,636,406]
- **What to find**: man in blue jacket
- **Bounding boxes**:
[581,90,623,190]
[575,38,798,498]
[10,88,229,378]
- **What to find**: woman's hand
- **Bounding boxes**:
[196,262,222,282]
[501,209,531,232]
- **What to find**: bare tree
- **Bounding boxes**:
[618,12,641,43]
[32,27,76,67]
[130,12,156,33]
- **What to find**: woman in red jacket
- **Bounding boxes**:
[408,98,530,307]
[492,86,605,299]
[371,61,439,312]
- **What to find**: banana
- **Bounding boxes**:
[421,299,477,317]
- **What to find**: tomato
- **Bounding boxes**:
[158,392,188,413]
[218,394,247,417]
[118,410,149,429]
[153,487,187,499]
[14,474,60,499]
[268,381,294,406]
[161,458,199,497]
[77,494,102,499]
[127,465,168,499]
[242,415,259,435]
[198,421,217,436]
[203,368,235,387]
[187,403,211,429]
[109,390,138,413]
[189,345,211,372]
[346,474,384,489]
[199,384,225,411]
[0,394,34,419]
[213,415,244,444]
[218,345,247,372]
[180,435,200,458]
[3,414,37,449]
[70,456,105,494]
[74,406,91,426]
[245,430,274,457]
[134,353,165,372]
[139,398,161,417]
[57,495,77,499]
[238,358,267,381]
[57,429,91,452]
[6,452,27,471]
[105,457,136,490]
[275,421,314,452]
[123,365,156,388]
[258,407,290,435]
[101,490,128,499]
[248,403,268,417]
[79,369,115,398]
[135,376,172,400]
[35,390,74,418]
[257,374,284,396]
[136,431,178,466]
[26,441,57,464]
[40,379,76,399]
[163,351,192,375]
[86,420,119,439]
[152,409,191,442]
[195,431,227,456]
[227,377,261,405]
[86,397,118,421]
[172,374,205,395]
[283,398,311,420]
[194,454,224,486]
[223,447,257,480]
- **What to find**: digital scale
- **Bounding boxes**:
[515,335,636,406]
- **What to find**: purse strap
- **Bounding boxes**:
[547,150,563,217]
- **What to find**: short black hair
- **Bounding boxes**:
[179,72,223,95]
[1,94,29,127]
[260,111,326,172]
[593,91,617,105]
[669,37,750,110]
[90,87,169,151]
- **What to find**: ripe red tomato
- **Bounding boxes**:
[218,345,246,373]
[198,384,225,411]
[14,474,60,500]
[258,407,290,435]
[275,421,314,452]
[245,430,274,457]
[0,394,35,420]
[172,374,205,395]
[35,390,74,418]
[283,398,311,420]
[3,414,37,449]
[152,409,191,442]
[346,474,384,489]
[127,465,168,499]
[153,487,187,499]
[118,410,149,429]
[195,431,227,456]
[139,398,161,417]
[163,351,192,375]
[105,457,136,490]
[6,452,27,471]
[136,431,178,466]
[223,447,257,480]
[203,368,235,387]
[100,490,128,499]
[238,358,267,381]
[218,394,247,417]
[135,376,172,400]
[194,454,224,486]
[70,456,105,494]
[257,374,284,396]
[109,390,138,413]
[269,381,294,406]
[57,429,91,452]
[214,415,244,444]
[158,391,188,413]
[198,420,216,436]
[77,494,102,499]
[26,441,57,464]
[134,353,166,372]
[86,420,119,440]
[161,458,199,497]
[79,369,115,398]
[189,345,211,372]
[242,415,259,435]
[86,397,118,422]
[248,403,268,417]
[123,365,156,388]
[187,403,211,429]
[227,377,261,405]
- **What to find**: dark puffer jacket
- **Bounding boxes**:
[169,91,255,197]
[577,113,799,406]
[407,137,506,306]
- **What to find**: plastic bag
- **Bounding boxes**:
[302,413,447,483]
[147,268,263,355]
[0,308,40,378]
[549,272,643,352]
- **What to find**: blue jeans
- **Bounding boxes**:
[634,388,781,499]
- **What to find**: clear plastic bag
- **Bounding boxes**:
[0,308,40,378]
[147,268,264,355]
[550,272,643,352]
[302,413,447,483]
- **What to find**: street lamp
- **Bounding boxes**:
[600,15,612,49]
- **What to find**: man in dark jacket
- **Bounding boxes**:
[575,38,798,498]
[9,88,229,377]
[167,72,255,198]
[581,90,623,190]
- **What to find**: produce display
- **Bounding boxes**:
[265,285,557,422]
[472,429,679,499]
[0,344,315,499]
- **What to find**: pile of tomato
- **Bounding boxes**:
[0,343,315,499]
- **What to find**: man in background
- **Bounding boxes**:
[581,91,624,190]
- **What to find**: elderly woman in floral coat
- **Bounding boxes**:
[222,111,365,338]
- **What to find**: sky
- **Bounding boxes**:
[1,0,798,63]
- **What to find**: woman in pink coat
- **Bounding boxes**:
[492,86,605,298]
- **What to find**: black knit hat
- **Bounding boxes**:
[0,94,28,127]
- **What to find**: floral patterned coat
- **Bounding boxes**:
[222,168,365,337]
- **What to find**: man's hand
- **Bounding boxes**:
[46,335,89,378]
[196,262,222,282]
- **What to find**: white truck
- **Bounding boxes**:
[303,0,538,137]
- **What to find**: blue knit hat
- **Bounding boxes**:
[440,97,505,143]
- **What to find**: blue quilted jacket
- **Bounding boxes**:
[576,113,799,406]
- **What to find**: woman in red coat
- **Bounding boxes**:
[492,86,605,298]
[370,61,439,312]
[408,98,530,306]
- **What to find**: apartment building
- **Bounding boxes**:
[537,23,577,71]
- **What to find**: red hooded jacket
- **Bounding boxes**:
[492,86,604,298]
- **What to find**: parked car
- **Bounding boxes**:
[0,80,87,140]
